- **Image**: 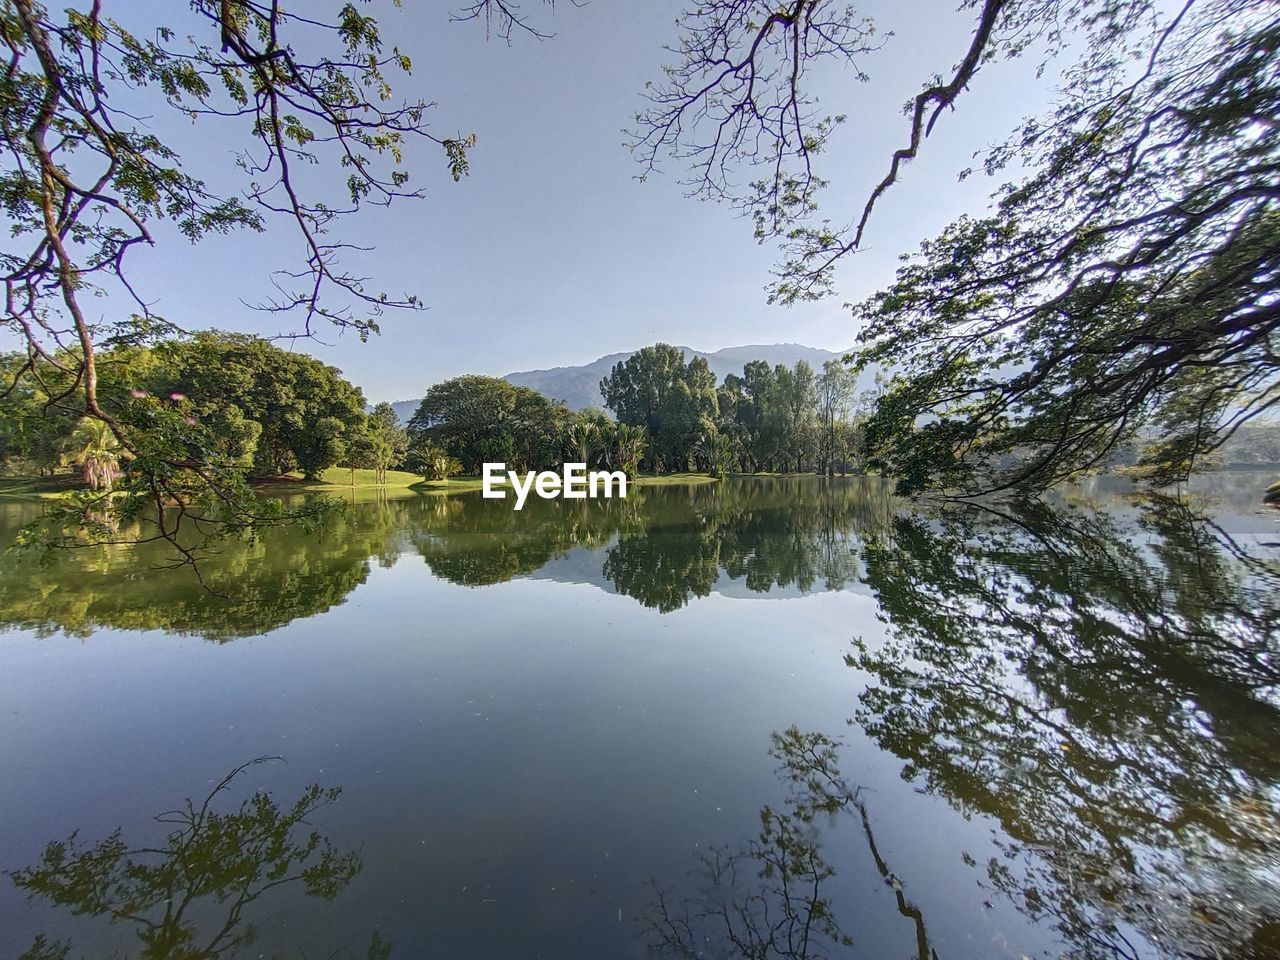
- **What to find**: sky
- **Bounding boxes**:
[44,1,1063,402]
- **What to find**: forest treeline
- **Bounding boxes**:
[0,332,402,487]
[4,335,1278,490]
[0,336,872,486]
[407,342,875,478]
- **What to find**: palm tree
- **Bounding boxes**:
[565,420,601,467]
[60,418,124,491]
[613,423,648,480]
[694,430,734,479]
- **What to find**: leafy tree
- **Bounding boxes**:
[611,422,649,480]
[59,418,124,491]
[370,401,410,473]
[634,0,1278,496]
[338,419,387,485]
[0,0,528,553]
[773,360,818,473]
[294,417,348,482]
[408,374,571,474]
[565,417,601,468]
[740,360,781,470]
[157,333,368,480]
[417,443,464,482]
[600,344,718,472]
[693,429,734,478]
[816,360,855,476]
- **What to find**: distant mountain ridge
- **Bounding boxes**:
[386,342,853,422]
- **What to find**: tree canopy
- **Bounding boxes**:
[633,0,1279,495]
[0,0,524,554]
[408,374,573,474]
[4,0,1274,527]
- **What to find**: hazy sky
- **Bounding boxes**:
[55,1,1062,401]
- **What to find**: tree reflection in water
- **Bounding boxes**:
[851,496,1280,959]
[7,758,385,960]
[643,727,938,960]
[0,478,899,636]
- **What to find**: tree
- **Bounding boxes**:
[157,333,368,480]
[741,360,780,471]
[59,417,123,491]
[338,419,386,486]
[408,374,571,474]
[693,429,734,478]
[633,0,1278,496]
[612,423,649,480]
[0,0,531,556]
[850,0,1280,493]
[414,441,463,482]
[773,361,818,474]
[565,417,601,468]
[370,402,409,476]
[816,360,854,477]
[600,344,718,472]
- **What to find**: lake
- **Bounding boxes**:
[1,474,1277,959]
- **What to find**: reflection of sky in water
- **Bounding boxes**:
[0,472,1276,960]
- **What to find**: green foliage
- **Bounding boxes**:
[408,374,572,474]
[611,422,648,480]
[848,3,1280,495]
[693,429,733,478]
[0,332,376,568]
[599,344,717,472]
[58,419,123,491]
[415,441,464,482]
[0,0,511,553]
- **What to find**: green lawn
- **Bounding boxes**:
[633,471,719,486]
[0,475,83,499]
[3,467,724,503]
[254,468,426,499]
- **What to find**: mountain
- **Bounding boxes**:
[385,343,855,422]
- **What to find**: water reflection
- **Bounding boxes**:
[0,477,899,637]
[0,500,403,641]
[643,727,938,960]
[850,497,1280,958]
[7,759,384,960]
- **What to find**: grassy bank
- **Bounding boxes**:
[0,475,83,499]
[253,468,426,500]
[414,471,719,493]
[4,468,726,504]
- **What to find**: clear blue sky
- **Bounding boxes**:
[64,1,1060,402]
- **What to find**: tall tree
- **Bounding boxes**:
[157,333,368,480]
[0,0,537,555]
[409,375,571,474]
[599,344,717,472]
[634,0,1278,495]
[816,360,855,477]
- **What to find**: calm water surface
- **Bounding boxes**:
[0,475,1277,959]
